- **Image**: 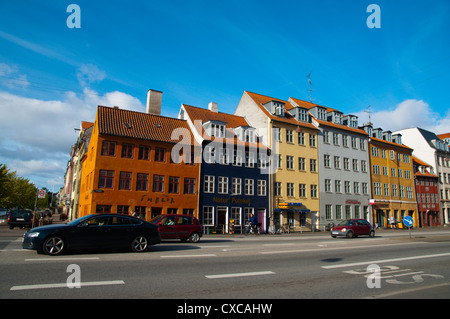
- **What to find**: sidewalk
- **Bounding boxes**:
[203,225,450,239]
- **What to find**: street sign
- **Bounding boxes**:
[403,216,414,227]
[37,189,46,199]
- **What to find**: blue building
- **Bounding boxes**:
[179,102,270,233]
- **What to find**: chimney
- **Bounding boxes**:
[146,89,162,115]
[208,102,218,113]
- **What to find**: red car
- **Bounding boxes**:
[330,219,375,238]
[149,214,203,243]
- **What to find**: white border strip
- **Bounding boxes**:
[10,280,125,291]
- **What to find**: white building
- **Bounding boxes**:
[394,128,450,225]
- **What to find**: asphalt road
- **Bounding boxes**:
[1,226,450,303]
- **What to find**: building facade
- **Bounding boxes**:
[235,91,320,231]
[413,156,440,227]
[394,128,450,225]
[179,102,270,234]
[362,125,418,227]
[304,101,372,227]
[78,104,200,221]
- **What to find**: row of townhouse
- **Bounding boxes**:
[63,89,450,232]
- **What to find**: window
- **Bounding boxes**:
[343,157,349,170]
[258,180,267,196]
[218,177,229,194]
[287,183,295,197]
[354,182,360,194]
[309,134,316,147]
[231,208,241,226]
[101,141,116,156]
[136,173,148,191]
[298,132,305,145]
[204,175,215,193]
[117,205,129,215]
[138,145,150,160]
[286,156,294,170]
[245,151,255,168]
[119,171,132,190]
[324,155,331,168]
[299,184,306,197]
[286,130,293,143]
[153,175,165,192]
[233,150,243,166]
[374,182,382,196]
[310,159,317,172]
[155,148,166,162]
[311,185,318,198]
[334,156,341,169]
[325,179,332,192]
[96,205,112,214]
[183,178,196,194]
[99,170,114,188]
[336,205,342,219]
[351,137,357,149]
[333,133,340,145]
[168,176,179,194]
[335,180,341,193]
[274,182,282,196]
[326,205,332,220]
[245,179,254,196]
[324,130,330,144]
[211,123,225,137]
[232,178,242,195]
[273,127,281,141]
[298,157,305,171]
[345,181,351,193]
[203,207,214,225]
[121,143,134,158]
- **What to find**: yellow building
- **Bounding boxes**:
[235,91,320,231]
[362,124,418,227]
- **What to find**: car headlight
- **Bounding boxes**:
[27,232,40,238]
[341,228,347,232]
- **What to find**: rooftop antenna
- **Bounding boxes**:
[307,71,313,102]
[364,105,372,124]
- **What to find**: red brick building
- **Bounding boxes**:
[413,156,441,226]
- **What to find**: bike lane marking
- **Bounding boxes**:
[321,252,450,269]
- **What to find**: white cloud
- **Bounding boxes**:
[0,62,29,89]
[355,99,449,134]
[0,89,144,189]
[76,64,107,87]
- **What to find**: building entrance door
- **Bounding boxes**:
[217,207,228,233]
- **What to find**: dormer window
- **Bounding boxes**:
[298,108,308,122]
[317,107,326,120]
[274,102,285,117]
[234,126,256,143]
[204,121,225,138]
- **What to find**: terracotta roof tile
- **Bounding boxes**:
[97,106,198,146]
[182,104,268,149]
[245,91,317,130]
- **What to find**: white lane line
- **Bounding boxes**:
[10,280,125,291]
[205,271,275,279]
[322,252,450,269]
[160,254,216,258]
[25,257,100,262]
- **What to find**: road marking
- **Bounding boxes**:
[10,280,125,291]
[363,281,450,299]
[25,257,100,262]
[261,241,426,255]
[160,254,216,258]
[205,271,275,279]
[322,252,450,269]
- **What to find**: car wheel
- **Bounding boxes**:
[346,231,354,238]
[188,232,200,243]
[369,230,375,238]
[43,236,65,255]
[131,235,148,252]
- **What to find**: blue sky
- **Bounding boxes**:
[0,0,449,190]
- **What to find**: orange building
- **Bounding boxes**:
[78,105,200,221]
[361,124,418,227]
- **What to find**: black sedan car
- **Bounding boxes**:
[23,214,160,255]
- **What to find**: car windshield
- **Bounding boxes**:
[338,220,355,226]
[149,215,164,224]
[66,215,96,226]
